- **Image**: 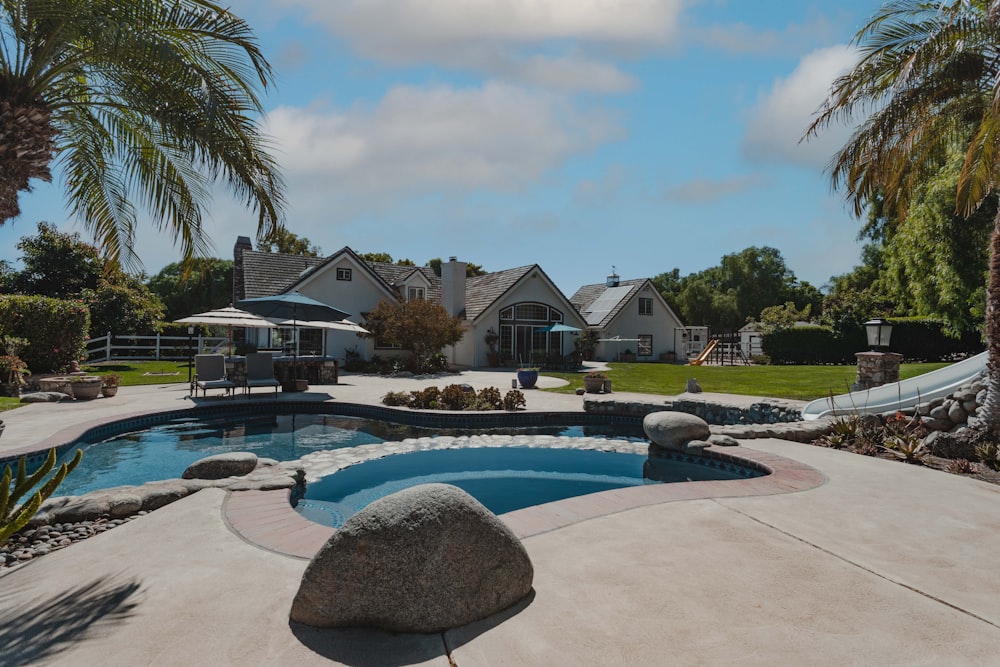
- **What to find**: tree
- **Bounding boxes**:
[0,0,284,270]
[147,259,234,321]
[81,278,164,337]
[359,252,416,266]
[427,258,487,277]
[806,0,1000,437]
[10,222,103,297]
[362,299,464,372]
[260,228,321,256]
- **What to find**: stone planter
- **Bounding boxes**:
[516,369,538,389]
[38,377,73,395]
[583,376,606,393]
[70,377,103,400]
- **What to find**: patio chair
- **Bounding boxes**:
[244,352,281,397]
[192,354,237,398]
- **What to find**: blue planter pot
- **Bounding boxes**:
[517,369,538,389]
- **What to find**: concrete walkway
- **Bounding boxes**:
[2,373,998,665]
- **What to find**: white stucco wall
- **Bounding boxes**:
[595,283,683,361]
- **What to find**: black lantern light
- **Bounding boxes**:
[864,318,893,351]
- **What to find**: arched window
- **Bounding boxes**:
[498,302,564,364]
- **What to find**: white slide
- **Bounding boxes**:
[800,351,988,420]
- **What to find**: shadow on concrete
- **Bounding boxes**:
[0,574,142,665]
[289,622,447,666]
[443,589,536,649]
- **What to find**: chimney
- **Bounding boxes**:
[441,256,467,317]
[233,236,252,302]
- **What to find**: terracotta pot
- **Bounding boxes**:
[71,377,102,400]
[583,377,605,393]
[101,385,119,398]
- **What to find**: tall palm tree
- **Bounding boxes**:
[806,0,1000,438]
[0,0,284,270]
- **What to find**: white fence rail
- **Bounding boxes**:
[85,332,228,363]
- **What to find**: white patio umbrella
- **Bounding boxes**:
[268,318,369,357]
[174,306,276,354]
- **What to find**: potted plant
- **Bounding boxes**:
[484,328,501,367]
[516,366,539,389]
[101,373,122,397]
[69,375,103,400]
[583,371,608,393]
[0,336,30,398]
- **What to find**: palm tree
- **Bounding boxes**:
[0,0,284,270]
[806,0,1000,439]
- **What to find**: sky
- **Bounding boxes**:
[2,0,880,297]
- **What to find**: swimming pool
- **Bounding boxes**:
[54,411,648,496]
[296,445,764,528]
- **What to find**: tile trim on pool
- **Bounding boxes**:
[222,444,827,559]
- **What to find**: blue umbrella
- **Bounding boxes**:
[535,323,582,333]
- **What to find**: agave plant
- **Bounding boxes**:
[1,448,82,544]
[881,435,928,464]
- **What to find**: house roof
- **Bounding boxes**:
[236,244,546,322]
[569,278,649,328]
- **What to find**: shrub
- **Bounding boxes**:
[101,373,122,387]
[409,386,441,409]
[381,391,412,407]
[0,295,90,373]
[439,384,473,410]
[947,458,976,475]
[503,389,526,411]
[476,386,503,410]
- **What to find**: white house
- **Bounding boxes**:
[233,238,589,368]
[569,273,686,362]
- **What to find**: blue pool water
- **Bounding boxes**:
[55,414,647,496]
[296,446,759,528]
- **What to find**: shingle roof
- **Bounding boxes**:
[237,245,537,321]
[465,266,535,320]
[239,250,325,299]
[569,278,647,328]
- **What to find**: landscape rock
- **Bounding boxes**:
[684,378,703,393]
[707,434,740,447]
[19,392,71,403]
[924,429,978,460]
[290,483,533,632]
[182,452,258,480]
[643,412,711,451]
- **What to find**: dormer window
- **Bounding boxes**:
[408,287,425,301]
[336,268,352,281]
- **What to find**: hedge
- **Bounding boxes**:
[0,295,90,373]
[762,318,983,365]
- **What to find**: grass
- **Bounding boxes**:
[80,360,192,386]
[541,362,952,401]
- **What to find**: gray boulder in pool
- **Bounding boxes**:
[181,452,258,480]
[290,483,534,632]
[643,411,711,451]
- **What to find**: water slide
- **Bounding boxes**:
[688,339,719,366]
[800,351,988,420]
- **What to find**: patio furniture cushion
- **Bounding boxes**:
[193,354,236,397]
[245,352,280,396]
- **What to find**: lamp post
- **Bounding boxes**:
[187,327,195,386]
[865,318,894,351]
[855,318,901,390]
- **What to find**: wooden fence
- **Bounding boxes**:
[85,332,228,363]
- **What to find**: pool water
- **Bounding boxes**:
[296,446,757,528]
[55,414,647,496]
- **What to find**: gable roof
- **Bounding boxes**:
[465,265,535,321]
[570,278,648,328]
[238,250,325,299]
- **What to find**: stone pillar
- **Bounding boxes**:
[854,351,903,390]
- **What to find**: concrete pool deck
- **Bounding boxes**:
[2,372,1000,664]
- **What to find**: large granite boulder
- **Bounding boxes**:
[643,411,711,451]
[182,452,258,480]
[290,483,533,632]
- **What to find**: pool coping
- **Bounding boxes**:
[222,444,827,559]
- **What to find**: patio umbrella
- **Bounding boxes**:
[238,292,353,384]
[269,318,370,358]
[174,306,276,354]
[534,322,583,358]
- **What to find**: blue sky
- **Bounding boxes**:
[3,0,878,296]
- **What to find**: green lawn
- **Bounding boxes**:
[541,362,952,401]
[81,360,192,386]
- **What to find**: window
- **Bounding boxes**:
[336,267,352,281]
[407,287,425,301]
[638,297,652,316]
[638,334,652,356]
[514,303,549,321]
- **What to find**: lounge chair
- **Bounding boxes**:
[244,352,281,397]
[192,354,237,398]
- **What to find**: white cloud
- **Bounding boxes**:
[278,0,682,91]
[741,44,859,170]
[664,173,769,203]
[692,15,839,56]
